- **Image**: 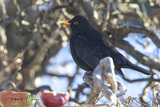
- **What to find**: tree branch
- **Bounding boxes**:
[100,0,111,32]
[116,26,160,48]
[112,39,160,71]
[84,57,126,105]
[78,0,98,29]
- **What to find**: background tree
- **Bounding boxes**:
[0,0,160,106]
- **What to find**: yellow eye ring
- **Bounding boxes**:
[74,21,78,25]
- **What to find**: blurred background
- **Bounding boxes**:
[0,0,160,106]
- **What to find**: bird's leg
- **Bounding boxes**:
[83,71,94,88]
[83,71,100,104]
[115,68,128,80]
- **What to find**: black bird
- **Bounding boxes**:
[61,15,151,78]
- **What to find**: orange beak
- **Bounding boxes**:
[60,20,71,25]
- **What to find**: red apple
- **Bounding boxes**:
[39,91,69,107]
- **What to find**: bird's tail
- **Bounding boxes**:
[127,63,151,75]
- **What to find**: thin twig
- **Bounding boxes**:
[101,0,111,32]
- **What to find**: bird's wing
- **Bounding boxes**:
[73,35,104,69]
[101,37,128,66]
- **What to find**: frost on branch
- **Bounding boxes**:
[84,57,126,105]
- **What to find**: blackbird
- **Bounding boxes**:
[61,15,151,78]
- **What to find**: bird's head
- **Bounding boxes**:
[61,15,92,35]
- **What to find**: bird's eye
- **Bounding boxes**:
[74,21,78,25]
